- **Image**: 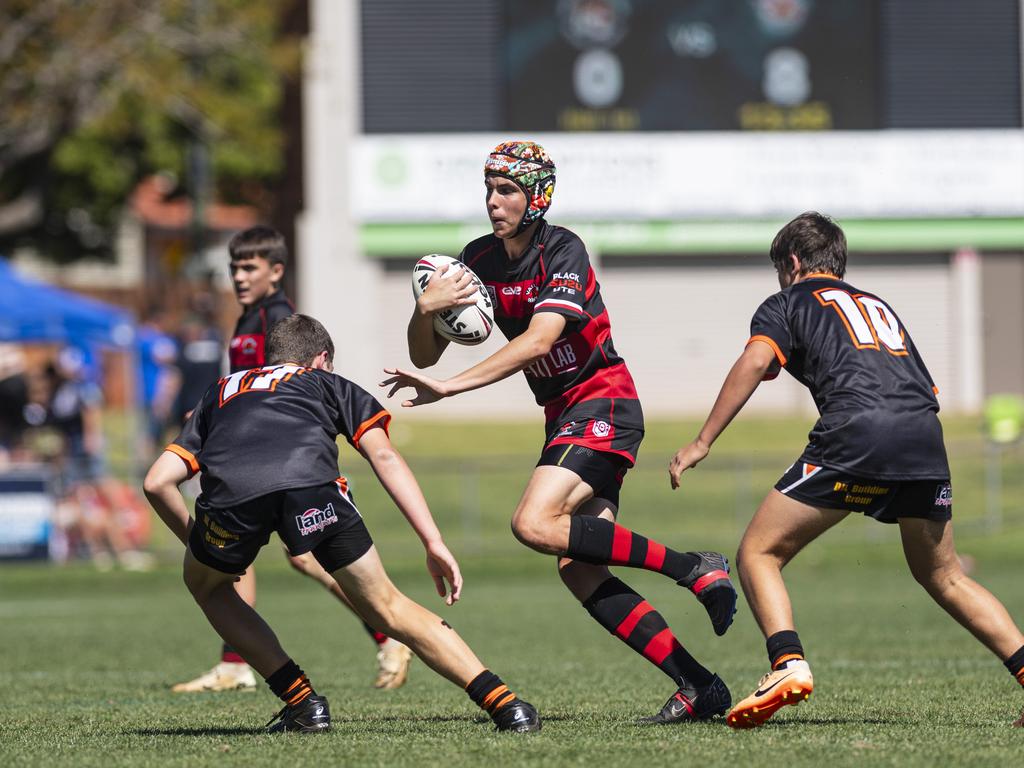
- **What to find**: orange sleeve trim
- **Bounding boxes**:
[932,386,939,395]
[351,409,392,450]
[166,444,199,474]
[747,334,787,366]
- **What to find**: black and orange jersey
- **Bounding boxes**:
[461,221,642,432]
[168,365,390,507]
[749,273,949,480]
[228,291,295,373]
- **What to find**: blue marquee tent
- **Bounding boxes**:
[0,258,135,349]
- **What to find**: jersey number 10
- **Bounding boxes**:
[814,288,907,355]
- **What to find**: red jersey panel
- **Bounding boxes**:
[460,222,644,460]
[228,291,295,373]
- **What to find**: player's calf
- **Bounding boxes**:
[566,516,738,635]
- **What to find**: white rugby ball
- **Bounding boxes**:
[411,254,494,346]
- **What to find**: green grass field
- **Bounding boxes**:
[2,417,1023,767]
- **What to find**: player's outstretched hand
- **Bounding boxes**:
[669,439,710,490]
[380,368,449,407]
[417,263,479,315]
[424,539,463,605]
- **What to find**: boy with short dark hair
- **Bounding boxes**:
[171,227,412,694]
[670,211,1024,728]
[144,314,540,733]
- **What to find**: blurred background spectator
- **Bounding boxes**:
[137,307,181,456]
[42,349,153,571]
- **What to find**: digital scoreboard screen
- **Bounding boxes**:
[505,0,878,131]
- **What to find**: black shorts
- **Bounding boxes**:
[188,479,374,574]
[537,443,631,507]
[775,462,953,524]
[538,398,643,508]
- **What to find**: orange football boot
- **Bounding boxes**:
[726,660,813,729]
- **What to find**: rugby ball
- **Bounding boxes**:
[411,254,494,345]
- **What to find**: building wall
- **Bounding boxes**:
[982,252,1024,396]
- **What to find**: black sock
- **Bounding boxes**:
[766,630,805,670]
[582,577,714,689]
[266,659,316,705]
[567,517,701,582]
[1003,644,1024,687]
[466,670,517,715]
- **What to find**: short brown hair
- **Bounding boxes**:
[265,314,334,367]
[770,212,847,279]
[228,225,288,267]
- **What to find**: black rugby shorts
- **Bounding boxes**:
[537,443,631,508]
[537,398,643,508]
[188,478,372,574]
[775,462,953,524]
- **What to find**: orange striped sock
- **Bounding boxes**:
[266,660,316,705]
[767,630,805,670]
[1004,646,1024,688]
[773,653,805,670]
[466,670,517,714]
[284,674,314,706]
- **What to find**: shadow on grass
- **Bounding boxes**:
[766,716,927,727]
[128,714,571,737]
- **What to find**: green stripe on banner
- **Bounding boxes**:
[360,218,1024,257]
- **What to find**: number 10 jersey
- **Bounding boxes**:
[748,274,949,480]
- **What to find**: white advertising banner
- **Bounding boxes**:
[352,131,1024,222]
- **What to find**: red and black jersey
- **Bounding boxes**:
[461,221,643,461]
[168,365,390,507]
[749,273,949,480]
[228,291,295,373]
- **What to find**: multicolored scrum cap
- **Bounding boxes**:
[484,141,556,233]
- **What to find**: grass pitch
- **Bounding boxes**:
[1,417,1022,767]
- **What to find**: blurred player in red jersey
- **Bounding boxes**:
[670,212,1024,728]
[384,141,735,724]
[145,314,539,732]
[171,227,413,694]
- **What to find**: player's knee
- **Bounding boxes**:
[910,559,961,594]
[510,512,551,552]
[359,586,404,634]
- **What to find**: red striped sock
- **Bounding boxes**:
[567,517,700,582]
[582,577,714,688]
[363,621,389,646]
[221,643,246,664]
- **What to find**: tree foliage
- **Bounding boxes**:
[0,0,298,261]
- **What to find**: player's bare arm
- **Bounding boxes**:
[142,450,193,544]
[357,424,463,604]
[385,312,566,406]
[670,340,776,489]
[407,264,477,368]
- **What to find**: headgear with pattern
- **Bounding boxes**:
[484,141,556,234]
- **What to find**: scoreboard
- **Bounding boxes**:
[360,0,1021,133]
[505,0,878,131]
